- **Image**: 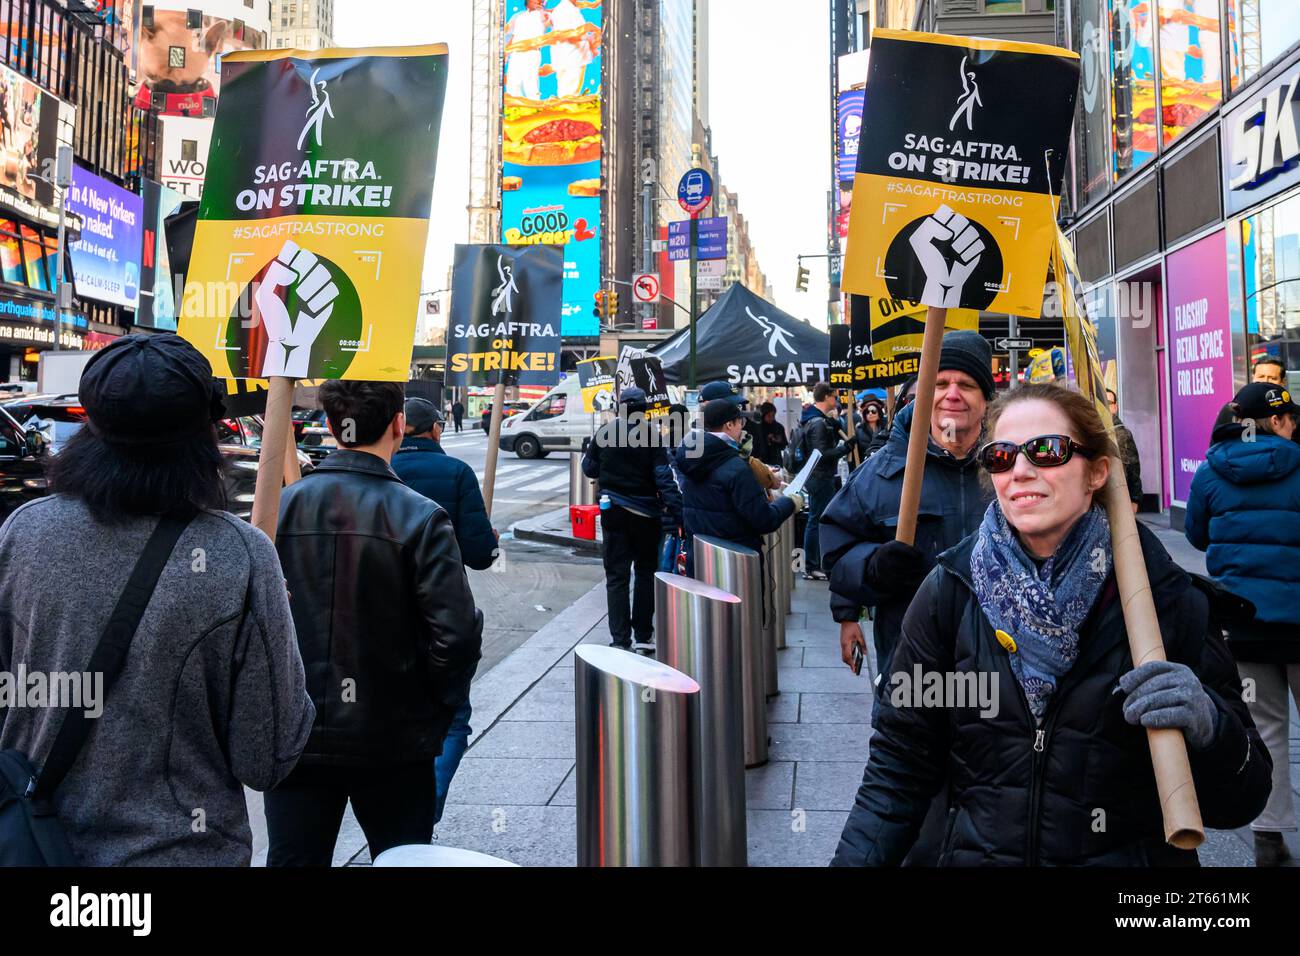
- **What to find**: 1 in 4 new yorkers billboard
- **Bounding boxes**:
[500,0,602,337]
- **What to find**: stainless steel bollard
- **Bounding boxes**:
[654,572,747,866]
[692,535,767,767]
[575,646,700,866]
[780,512,796,611]
[760,531,779,698]
[569,451,598,506]
[770,525,788,650]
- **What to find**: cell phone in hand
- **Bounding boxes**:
[852,642,864,676]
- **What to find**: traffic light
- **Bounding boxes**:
[608,290,619,316]
[593,289,606,321]
[796,263,810,292]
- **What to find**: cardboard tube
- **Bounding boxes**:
[1101,458,1205,849]
[481,380,508,518]
[894,307,946,545]
[250,376,294,543]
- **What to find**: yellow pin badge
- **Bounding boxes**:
[995,629,1017,654]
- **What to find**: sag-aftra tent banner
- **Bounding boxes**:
[179,44,448,380]
[841,30,1078,318]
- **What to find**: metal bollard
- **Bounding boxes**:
[654,572,747,866]
[780,512,796,612]
[770,526,788,650]
[760,531,779,698]
[693,535,767,767]
[575,645,700,866]
[569,451,598,506]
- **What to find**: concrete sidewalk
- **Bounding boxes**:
[306,520,1294,867]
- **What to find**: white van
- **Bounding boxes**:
[497,374,596,459]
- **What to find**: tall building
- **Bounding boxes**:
[270,0,334,50]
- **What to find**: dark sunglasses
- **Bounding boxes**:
[978,435,1096,474]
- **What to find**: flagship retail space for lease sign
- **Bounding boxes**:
[842,30,1079,318]
[1166,229,1233,504]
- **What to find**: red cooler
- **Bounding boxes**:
[570,504,600,540]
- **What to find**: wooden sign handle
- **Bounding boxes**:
[250,376,295,542]
[894,307,946,545]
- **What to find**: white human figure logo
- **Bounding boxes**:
[492,256,519,316]
[297,68,333,150]
[254,239,340,377]
[909,204,985,309]
[948,56,982,132]
[745,306,798,357]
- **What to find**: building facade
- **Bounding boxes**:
[1059,0,1300,520]
[0,0,160,380]
[270,0,333,50]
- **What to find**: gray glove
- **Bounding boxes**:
[1119,660,1217,750]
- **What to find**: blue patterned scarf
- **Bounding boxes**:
[969,503,1112,723]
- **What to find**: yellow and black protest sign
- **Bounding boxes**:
[576,355,616,413]
[867,295,978,358]
[179,45,448,380]
[842,30,1079,319]
[446,244,563,387]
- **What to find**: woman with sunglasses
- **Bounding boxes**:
[833,383,1270,866]
[854,400,886,461]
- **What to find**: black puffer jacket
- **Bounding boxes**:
[276,450,483,767]
[831,523,1271,866]
[821,403,990,660]
[673,431,794,557]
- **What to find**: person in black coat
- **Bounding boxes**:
[451,399,465,433]
[822,334,993,685]
[673,398,794,569]
[757,402,787,467]
[583,387,683,649]
[269,380,483,865]
[831,384,1271,866]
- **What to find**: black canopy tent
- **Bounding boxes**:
[652,284,832,387]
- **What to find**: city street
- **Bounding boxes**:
[437,428,605,676]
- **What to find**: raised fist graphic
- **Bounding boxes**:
[255,239,340,378]
[909,204,984,309]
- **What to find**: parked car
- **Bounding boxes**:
[0,402,312,523]
[291,407,335,465]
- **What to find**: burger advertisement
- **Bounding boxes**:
[500,0,603,337]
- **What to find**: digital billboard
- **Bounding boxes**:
[500,0,603,337]
[66,166,144,309]
[0,61,76,229]
[136,179,186,330]
[134,2,269,118]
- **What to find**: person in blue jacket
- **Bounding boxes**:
[391,397,499,825]
[393,398,499,571]
[673,398,794,573]
[1186,381,1300,867]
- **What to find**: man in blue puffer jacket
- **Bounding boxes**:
[1186,381,1300,867]
[674,398,794,572]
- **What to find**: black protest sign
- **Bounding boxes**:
[829,324,852,386]
[446,243,563,387]
[616,345,671,417]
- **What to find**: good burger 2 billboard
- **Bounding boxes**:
[500,0,602,337]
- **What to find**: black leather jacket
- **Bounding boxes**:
[275,450,483,767]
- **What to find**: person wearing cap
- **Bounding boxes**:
[0,333,314,865]
[392,397,499,823]
[393,398,498,572]
[673,397,795,573]
[582,386,683,650]
[757,402,788,468]
[821,330,996,696]
[267,380,483,866]
[699,380,768,464]
[1186,381,1300,866]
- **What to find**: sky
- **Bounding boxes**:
[333,0,832,329]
